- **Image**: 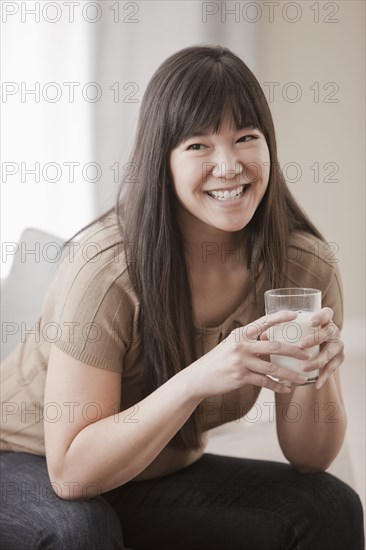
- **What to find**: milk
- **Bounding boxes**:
[269,310,319,381]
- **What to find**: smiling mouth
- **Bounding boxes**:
[204,184,251,201]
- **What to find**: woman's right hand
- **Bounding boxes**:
[187,310,311,399]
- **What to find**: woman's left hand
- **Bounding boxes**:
[298,307,344,388]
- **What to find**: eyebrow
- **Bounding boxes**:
[186,125,258,138]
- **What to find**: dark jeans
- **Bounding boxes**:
[0,451,364,550]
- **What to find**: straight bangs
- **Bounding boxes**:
[168,62,264,150]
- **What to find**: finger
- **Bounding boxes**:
[315,354,344,389]
[310,307,334,327]
[301,341,343,372]
[248,372,292,394]
[242,310,298,340]
[242,339,311,361]
[245,356,308,385]
[299,323,341,348]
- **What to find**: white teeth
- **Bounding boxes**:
[208,185,245,201]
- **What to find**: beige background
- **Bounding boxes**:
[256,1,365,327]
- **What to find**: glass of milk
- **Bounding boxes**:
[264,288,322,385]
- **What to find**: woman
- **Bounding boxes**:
[1,45,364,550]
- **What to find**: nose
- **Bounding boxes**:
[211,154,243,182]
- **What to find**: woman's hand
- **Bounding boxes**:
[298,307,344,389]
[188,311,312,400]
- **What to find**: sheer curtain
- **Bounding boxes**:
[1,2,100,278]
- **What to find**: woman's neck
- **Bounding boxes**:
[177,210,246,274]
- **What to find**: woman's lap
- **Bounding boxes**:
[0,451,124,549]
[1,451,364,550]
[107,453,364,550]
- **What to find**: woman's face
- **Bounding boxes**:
[169,113,271,235]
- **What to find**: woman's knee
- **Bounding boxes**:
[1,453,125,549]
[292,471,364,549]
[36,495,125,550]
[2,492,125,550]
[312,472,363,516]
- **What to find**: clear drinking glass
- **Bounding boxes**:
[264,288,322,385]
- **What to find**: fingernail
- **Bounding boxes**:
[316,377,326,389]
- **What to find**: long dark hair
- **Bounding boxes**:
[67,45,323,451]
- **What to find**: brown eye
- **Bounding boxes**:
[187,143,205,151]
[238,135,257,143]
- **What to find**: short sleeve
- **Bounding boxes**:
[320,261,343,332]
[285,233,344,332]
[50,223,139,372]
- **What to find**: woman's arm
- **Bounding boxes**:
[275,370,347,472]
[45,311,308,500]
[44,345,202,501]
[275,309,347,472]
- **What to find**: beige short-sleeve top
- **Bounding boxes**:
[0,213,343,455]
